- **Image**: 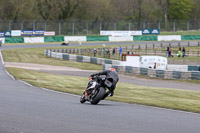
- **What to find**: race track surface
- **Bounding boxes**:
[1,43,200,133]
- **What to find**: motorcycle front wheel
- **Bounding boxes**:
[80,92,86,103]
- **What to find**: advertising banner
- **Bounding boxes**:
[11,30,21,36]
[44,31,56,36]
[100,31,142,36]
[0,32,4,37]
[33,30,45,36]
[108,36,133,41]
[142,29,160,35]
[4,31,11,37]
[21,30,33,36]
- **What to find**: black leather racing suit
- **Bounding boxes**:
[91,70,119,97]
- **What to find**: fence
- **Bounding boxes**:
[50,41,200,60]
[1,19,200,35]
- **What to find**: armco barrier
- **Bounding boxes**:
[45,49,200,80]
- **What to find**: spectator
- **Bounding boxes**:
[101,48,105,57]
[107,49,110,58]
[119,46,123,57]
[112,47,116,58]
[179,47,181,51]
[177,50,182,57]
[166,46,169,57]
[154,62,156,69]
[0,40,2,47]
[103,48,107,58]
[182,47,186,57]
[93,48,97,57]
[168,47,172,57]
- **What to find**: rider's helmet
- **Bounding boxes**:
[110,67,115,71]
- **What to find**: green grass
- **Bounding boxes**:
[167,56,200,61]
[2,48,102,70]
[135,74,200,84]
[161,30,200,35]
[6,67,200,113]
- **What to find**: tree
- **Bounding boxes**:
[169,0,195,20]
[58,0,80,20]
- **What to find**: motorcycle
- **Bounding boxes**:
[80,75,113,105]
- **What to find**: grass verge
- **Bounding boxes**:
[2,48,102,70]
[134,74,200,84]
[6,67,200,113]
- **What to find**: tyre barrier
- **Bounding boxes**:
[45,49,200,80]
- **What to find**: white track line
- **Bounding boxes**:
[0,49,4,65]
[5,70,15,80]
[1,50,79,97]
[18,80,33,87]
[1,50,16,80]
[1,49,79,98]
[41,87,80,97]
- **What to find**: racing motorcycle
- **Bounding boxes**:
[80,75,113,105]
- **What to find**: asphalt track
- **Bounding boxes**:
[1,43,200,133]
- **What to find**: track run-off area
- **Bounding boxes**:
[0,42,200,133]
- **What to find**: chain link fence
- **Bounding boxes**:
[0,19,200,35]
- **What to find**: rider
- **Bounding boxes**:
[91,67,119,99]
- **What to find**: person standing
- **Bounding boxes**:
[93,48,97,57]
[182,47,186,57]
[119,46,123,57]
[166,46,169,57]
[168,47,172,57]
[112,47,116,58]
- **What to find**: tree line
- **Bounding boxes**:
[0,0,199,22]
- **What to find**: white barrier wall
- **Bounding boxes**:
[167,64,188,71]
[64,36,87,42]
[24,37,44,43]
[158,35,181,41]
[0,38,5,43]
[108,36,133,41]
